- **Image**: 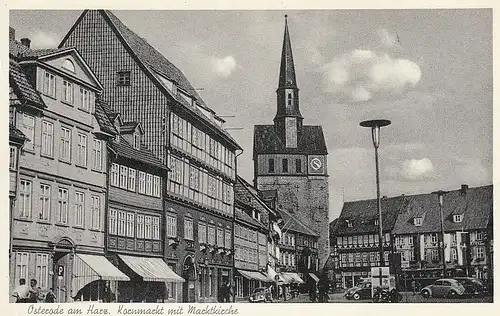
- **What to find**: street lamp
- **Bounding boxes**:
[432,190,448,277]
[360,119,391,267]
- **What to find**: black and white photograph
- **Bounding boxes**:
[6,6,493,307]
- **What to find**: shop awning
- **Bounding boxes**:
[72,254,130,297]
[238,270,273,283]
[118,255,184,283]
[281,272,305,284]
[309,273,319,283]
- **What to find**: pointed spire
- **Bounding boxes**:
[278,14,297,89]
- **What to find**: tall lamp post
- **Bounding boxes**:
[432,190,448,277]
[360,119,391,267]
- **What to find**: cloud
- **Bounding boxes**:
[320,49,421,103]
[387,158,435,181]
[377,28,397,48]
[29,31,61,49]
[211,55,238,77]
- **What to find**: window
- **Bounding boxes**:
[476,247,485,259]
[152,217,160,240]
[119,166,128,189]
[92,139,102,171]
[39,184,51,221]
[133,134,140,150]
[60,127,71,162]
[22,114,35,151]
[146,174,153,195]
[476,231,484,241]
[117,71,131,86]
[208,225,216,245]
[79,87,90,112]
[43,71,56,97]
[167,263,177,299]
[57,188,68,224]
[217,227,224,247]
[62,80,74,104]
[153,176,161,197]
[62,59,75,72]
[76,133,87,166]
[184,217,194,240]
[295,158,302,173]
[144,216,152,239]
[166,214,177,238]
[287,92,292,106]
[451,248,458,261]
[74,191,85,227]
[15,252,29,282]
[225,229,231,249]
[109,209,117,235]
[413,217,423,226]
[117,211,126,236]
[127,168,136,191]
[136,215,144,239]
[431,234,438,244]
[453,214,463,223]
[111,164,119,186]
[126,213,135,237]
[41,121,53,156]
[35,253,49,289]
[282,158,288,173]
[198,222,207,244]
[91,195,100,229]
[138,171,146,193]
[10,146,17,170]
[19,180,32,218]
[347,221,353,228]
[268,159,275,173]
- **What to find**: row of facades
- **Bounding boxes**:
[8,10,322,303]
[328,184,493,289]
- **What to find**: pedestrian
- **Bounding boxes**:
[225,281,232,303]
[411,278,416,295]
[45,288,56,303]
[217,283,226,303]
[12,278,30,303]
[28,279,40,303]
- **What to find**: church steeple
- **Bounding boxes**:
[274,15,303,148]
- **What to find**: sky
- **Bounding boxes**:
[9,9,493,221]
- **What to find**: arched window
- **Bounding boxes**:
[62,59,75,72]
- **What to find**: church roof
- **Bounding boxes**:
[279,15,297,89]
[280,208,319,237]
[253,125,328,155]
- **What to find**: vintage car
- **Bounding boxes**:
[453,277,488,297]
[420,278,465,298]
[344,280,372,300]
[248,287,272,303]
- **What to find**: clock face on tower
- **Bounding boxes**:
[308,155,325,174]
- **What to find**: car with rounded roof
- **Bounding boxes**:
[420,278,465,299]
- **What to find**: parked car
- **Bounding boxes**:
[344,281,372,300]
[248,287,272,303]
[453,277,488,297]
[420,278,465,298]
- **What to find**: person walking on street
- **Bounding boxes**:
[411,278,416,295]
[12,278,30,303]
[225,281,232,303]
[45,288,56,303]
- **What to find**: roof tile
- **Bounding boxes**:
[254,125,328,155]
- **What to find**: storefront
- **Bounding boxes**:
[115,255,184,303]
[235,269,272,298]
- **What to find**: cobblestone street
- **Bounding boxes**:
[267,293,494,303]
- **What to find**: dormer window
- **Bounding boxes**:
[413,217,423,226]
[133,134,141,150]
[117,71,131,86]
[374,219,379,226]
[62,59,75,73]
[346,220,353,228]
[453,214,463,223]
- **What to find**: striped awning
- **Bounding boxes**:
[281,272,305,284]
[238,270,273,283]
[118,255,184,283]
[72,254,130,297]
[309,273,319,283]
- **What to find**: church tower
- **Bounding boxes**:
[253,15,330,270]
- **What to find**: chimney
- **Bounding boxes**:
[9,27,15,41]
[461,184,468,195]
[20,38,31,48]
[382,196,388,200]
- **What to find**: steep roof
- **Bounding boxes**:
[94,99,118,136]
[235,176,276,222]
[120,122,141,134]
[280,208,318,237]
[234,207,267,231]
[279,15,298,90]
[9,58,45,108]
[254,125,328,155]
[392,185,493,234]
[17,47,75,59]
[333,195,406,235]
[110,136,169,172]
[9,123,26,143]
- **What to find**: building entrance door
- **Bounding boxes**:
[182,256,196,303]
